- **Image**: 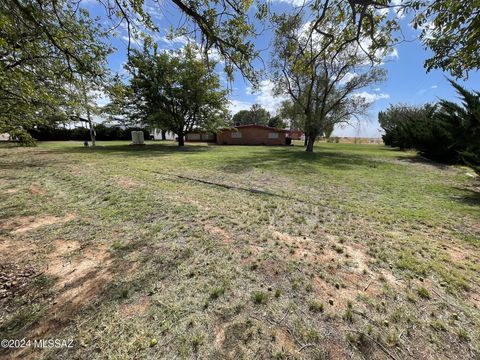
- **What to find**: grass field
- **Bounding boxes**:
[0,140,479,359]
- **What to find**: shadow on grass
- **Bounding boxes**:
[0,159,56,171]
[47,142,213,158]
[398,156,451,170]
[38,141,416,173]
[216,146,398,174]
[452,187,480,207]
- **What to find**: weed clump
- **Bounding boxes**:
[251,291,268,304]
[309,300,324,312]
[417,287,430,299]
[209,287,225,300]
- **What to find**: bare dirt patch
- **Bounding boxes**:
[214,321,252,358]
[11,242,114,360]
[120,296,151,318]
[0,214,76,235]
[443,244,472,262]
[2,188,19,194]
[44,242,112,306]
[205,224,233,245]
[114,176,142,189]
[0,237,37,263]
[28,184,46,196]
[270,229,322,260]
[1,236,115,359]
[273,328,297,354]
[313,276,361,308]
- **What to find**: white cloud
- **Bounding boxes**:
[354,91,390,103]
[205,48,222,63]
[431,85,438,89]
[143,0,163,21]
[89,90,110,107]
[391,0,407,19]
[273,0,307,6]
[247,79,289,114]
[387,47,399,60]
[228,99,251,114]
[229,79,289,115]
[339,72,357,85]
[160,35,190,46]
[417,21,435,39]
[376,8,389,17]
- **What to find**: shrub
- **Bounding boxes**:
[9,129,37,146]
[379,81,480,173]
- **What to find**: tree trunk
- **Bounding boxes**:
[304,133,308,147]
[161,130,166,141]
[178,132,185,146]
[306,134,315,152]
[87,107,95,146]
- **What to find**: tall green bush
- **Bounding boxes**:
[379,81,480,172]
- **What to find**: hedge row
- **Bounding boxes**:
[27,124,150,141]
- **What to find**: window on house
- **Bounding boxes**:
[231,132,242,138]
[268,132,279,139]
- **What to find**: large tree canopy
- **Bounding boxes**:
[272,10,386,152]
[410,0,480,78]
[0,0,111,134]
[232,104,271,126]
[125,45,228,146]
[287,0,480,79]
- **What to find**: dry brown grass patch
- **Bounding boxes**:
[0,214,76,235]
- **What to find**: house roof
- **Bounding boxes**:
[232,124,289,133]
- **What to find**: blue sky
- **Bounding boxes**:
[84,0,480,137]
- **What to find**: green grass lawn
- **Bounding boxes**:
[0,140,479,359]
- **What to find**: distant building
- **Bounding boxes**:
[287,129,303,140]
[216,125,288,145]
[185,131,216,142]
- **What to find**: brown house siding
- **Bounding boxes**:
[216,125,287,145]
[185,132,216,142]
[287,130,303,140]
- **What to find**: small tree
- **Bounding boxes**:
[126,45,228,146]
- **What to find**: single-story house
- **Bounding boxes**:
[185,131,216,142]
[287,129,303,140]
[216,125,288,145]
